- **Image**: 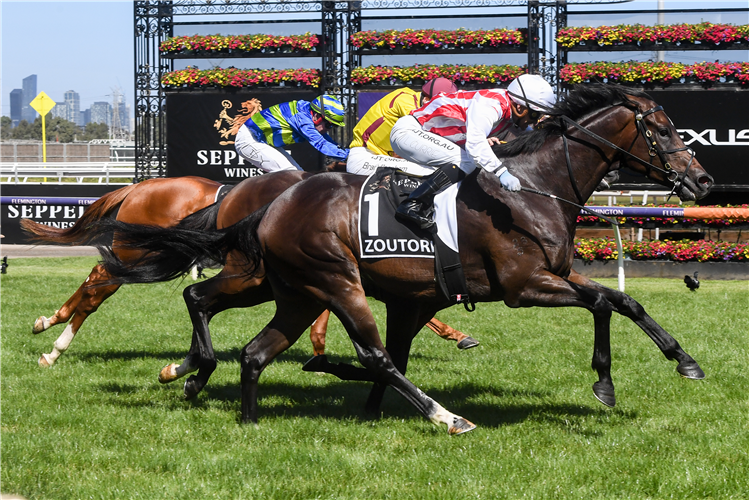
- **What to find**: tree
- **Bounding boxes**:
[81,121,109,141]
[0,116,12,140]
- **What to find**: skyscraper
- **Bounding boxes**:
[10,89,23,127]
[21,74,37,123]
[64,90,81,126]
[90,101,111,126]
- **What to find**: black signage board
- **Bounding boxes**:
[166,90,324,182]
[613,89,748,203]
[1,184,120,244]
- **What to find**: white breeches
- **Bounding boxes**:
[235,125,302,173]
[390,115,476,174]
[346,146,434,177]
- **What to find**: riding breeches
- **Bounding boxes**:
[390,115,476,175]
[346,146,434,177]
[235,125,303,173]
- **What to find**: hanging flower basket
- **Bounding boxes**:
[161,67,321,89]
[559,61,749,85]
[160,33,322,57]
[350,64,526,86]
[574,238,749,262]
[350,28,527,52]
[557,23,749,49]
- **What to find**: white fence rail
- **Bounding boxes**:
[0,162,136,185]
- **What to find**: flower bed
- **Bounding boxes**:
[577,204,749,228]
[559,61,749,85]
[557,22,749,48]
[575,238,749,262]
[160,33,321,56]
[350,28,526,51]
[161,67,321,89]
[350,64,526,86]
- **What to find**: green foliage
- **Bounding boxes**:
[1,257,747,499]
[81,121,109,141]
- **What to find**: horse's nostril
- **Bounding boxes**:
[699,176,712,186]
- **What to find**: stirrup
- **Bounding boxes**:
[396,203,435,229]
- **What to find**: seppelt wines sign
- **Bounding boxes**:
[1,184,119,244]
[166,90,324,182]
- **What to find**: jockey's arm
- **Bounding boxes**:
[464,101,504,174]
[298,120,349,160]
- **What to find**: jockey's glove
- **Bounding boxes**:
[497,168,521,192]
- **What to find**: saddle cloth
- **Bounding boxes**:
[358,169,459,259]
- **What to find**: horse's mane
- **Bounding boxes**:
[493,84,653,158]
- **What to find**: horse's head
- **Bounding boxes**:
[616,93,713,201]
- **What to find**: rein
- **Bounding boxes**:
[517,96,695,225]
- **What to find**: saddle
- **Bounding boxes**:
[358,169,473,309]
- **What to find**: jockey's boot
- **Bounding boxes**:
[395,163,463,230]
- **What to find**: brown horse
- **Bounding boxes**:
[21,176,224,367]
[21,169,469,376]
[96,85,714,434]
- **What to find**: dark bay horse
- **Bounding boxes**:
[22,168,467,382]
[97,85,713,434]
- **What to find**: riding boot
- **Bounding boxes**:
[395,163,463,230]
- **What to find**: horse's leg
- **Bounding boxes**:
[326,286,473,434]
[164,258,273,400]
[364,301,433,416]
[425,317,480,349]
[309,309,330,356]
[512,270,620,407]
[566,270,705,380]
[37,265,121,367]
[241,294,326,424]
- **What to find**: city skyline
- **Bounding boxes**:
[8,74,131,131]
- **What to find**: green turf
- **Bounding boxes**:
[1,257,747,499]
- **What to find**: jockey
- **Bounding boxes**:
[234,94,349,172]
[347,77,458,176]
[390,74,556,229]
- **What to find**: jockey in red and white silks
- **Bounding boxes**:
[391,88,514,177]
[390,74,556,229]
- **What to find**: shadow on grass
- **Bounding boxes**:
[99,376,637,432]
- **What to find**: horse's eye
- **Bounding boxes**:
[659,128,670,137]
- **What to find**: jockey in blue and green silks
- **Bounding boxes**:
[235,95,349,172]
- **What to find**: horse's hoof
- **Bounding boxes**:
[159,364,179,384]
[38,354,53,368]
[592,381,616,407]
[457,337,480,350]
[33,316,50,334]
[183,376,202,400]
[449,417,476,436]
[677,360,705,380]
[302,354,328,372]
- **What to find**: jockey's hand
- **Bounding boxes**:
[487,137,506,146]
[498,169,521,192]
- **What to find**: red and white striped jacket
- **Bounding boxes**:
[411,89,514,173]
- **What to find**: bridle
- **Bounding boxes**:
[554,98,696,205]
[510,90,697,223]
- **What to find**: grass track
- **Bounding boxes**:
[1,257,747,499]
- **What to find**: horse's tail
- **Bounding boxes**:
[19,183,139,245]
[97,204,270,285]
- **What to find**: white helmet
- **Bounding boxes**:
[507,74,556,112]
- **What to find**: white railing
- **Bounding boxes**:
[0,162,136,185]
[588,190,676,206]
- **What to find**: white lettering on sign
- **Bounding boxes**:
[6,205,86,219]
[197,150,248,165]
[678,129,749,146]
[223,168,265,178]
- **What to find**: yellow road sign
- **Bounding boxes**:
[30,91,56,116]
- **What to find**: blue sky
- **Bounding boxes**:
[1,0,747,119]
